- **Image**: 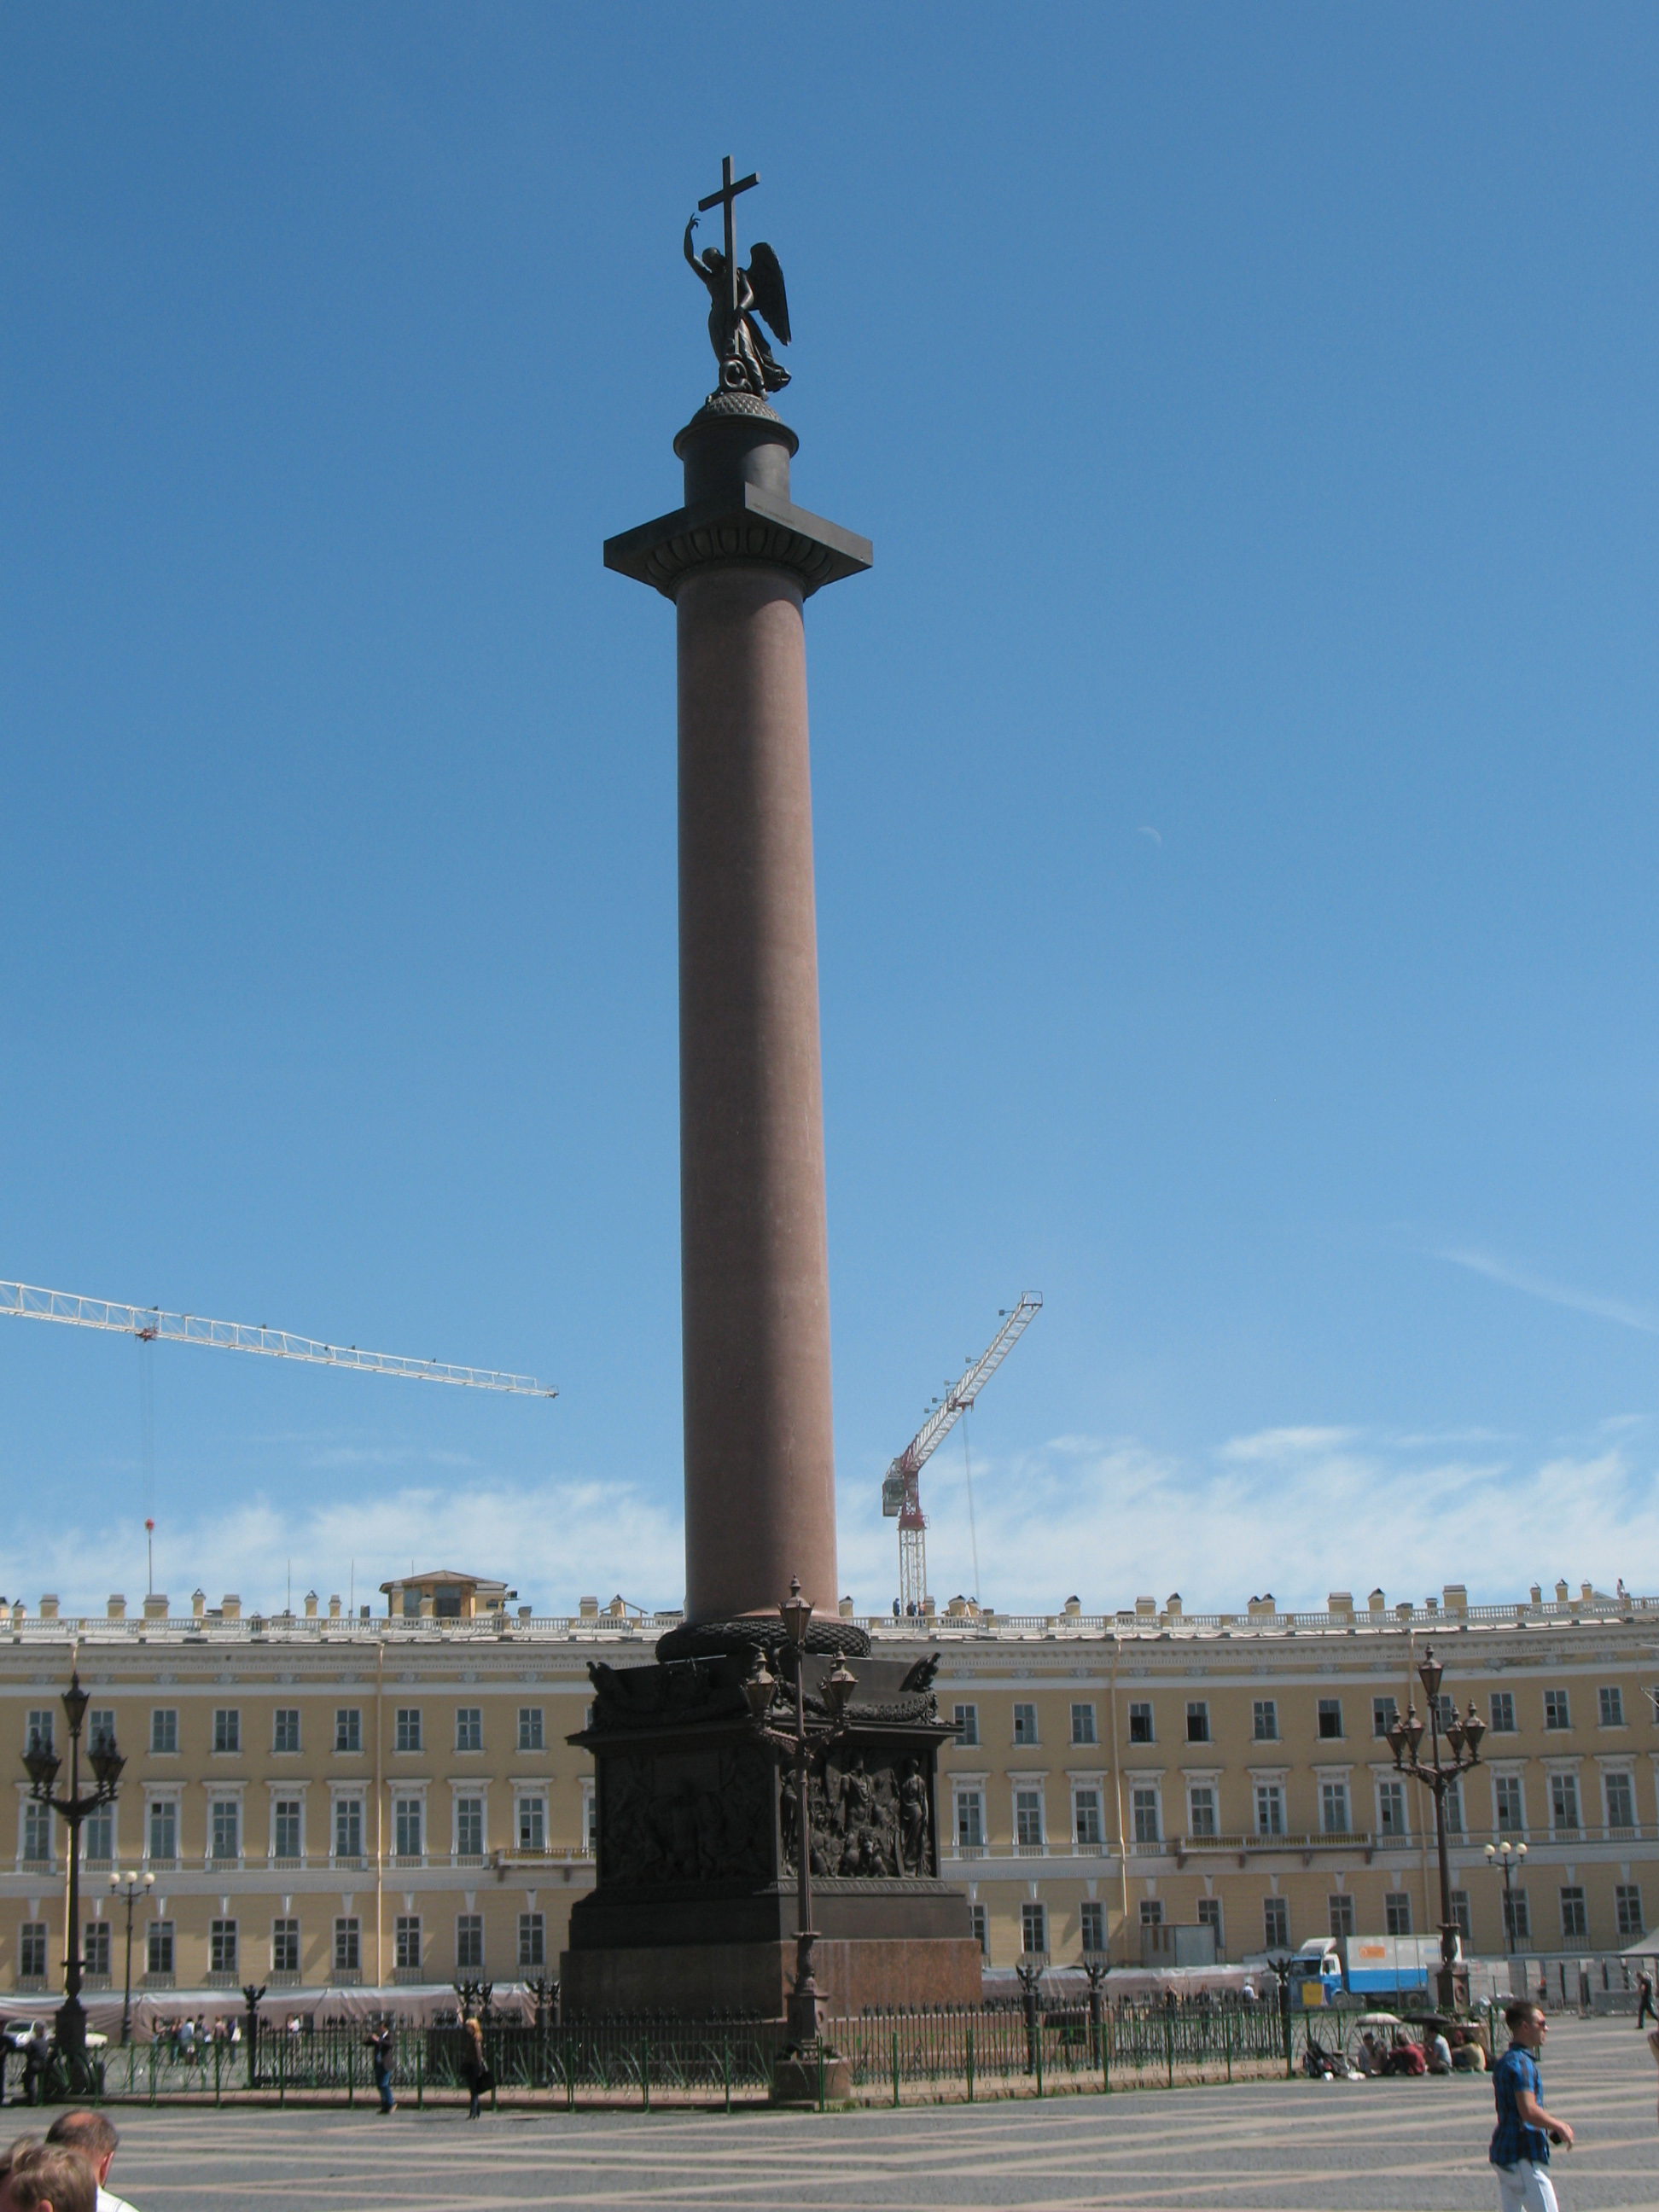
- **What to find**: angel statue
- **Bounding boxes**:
[684,213,792,397]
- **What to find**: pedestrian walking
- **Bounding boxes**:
[1637,1972,1655,2030]
[364,2024,394,2116]
[1490,2000,1572,2212]
[461,2017,490,2120]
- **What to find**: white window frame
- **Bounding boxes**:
[952,1778,987,1853]
[455,1706,483,1754]
[1070,1702,1097,1747]
[143,1785,182,1866]
[451,1783,488,1862]
[1012,1779,1048,1852]
[1490,1766,1528,1838]
[266,1784,306,1866]
[1545,1763,1582,1839]
[17,1788,55,1870]
[1127,1776,1162,1848]
[517,1707,544,1753]
[1012,1702,1039,1747]
[329,1784,366,1866]
[335,1707,363,1755]
[1069,1777,1105,1848]
[392,1784,429,1865]
[149,1708,179,1755]
[204,1786,246,1867]
[512,1784,548,1855]
[1374,1771,1411,1842]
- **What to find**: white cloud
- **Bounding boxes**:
[1437,1246,1659,1336]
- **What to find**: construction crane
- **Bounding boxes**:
[882,1293,1040,1615]
[0,1280,556,1397]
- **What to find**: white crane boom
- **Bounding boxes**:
[0,1280,556,1399]
[882,1293,1040,1613]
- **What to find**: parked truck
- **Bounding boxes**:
[1288,1934,1449,2005]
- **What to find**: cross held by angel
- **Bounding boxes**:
[684,156,791,399]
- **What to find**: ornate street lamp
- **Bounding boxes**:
[743,1577,858,2058]
[1484,1838,1528,1956]
[1385,1647,1485,2012]
[108,1867,154,2046]
[23,1670,124,2080]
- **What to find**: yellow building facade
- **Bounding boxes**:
[2,1575,1655,2000]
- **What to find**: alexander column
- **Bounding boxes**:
[563,164,979,2023]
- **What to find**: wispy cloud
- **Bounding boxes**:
[1437,1246,1659,1336]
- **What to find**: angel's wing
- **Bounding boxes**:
[744,242,791,346]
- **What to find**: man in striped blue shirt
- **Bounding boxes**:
[1490,2001,1574,2212]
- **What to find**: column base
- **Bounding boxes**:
[559,1932,983,2019]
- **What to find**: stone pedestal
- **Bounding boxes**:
[561,1645,981,2020]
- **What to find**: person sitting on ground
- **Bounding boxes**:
[1352,2032,1377,2075]
[1452,2026,1487,2072]
[1,2144,96,2212]
[1391,2031,1426,2075]
[1428,2026,1453,2075]
[45,2110,139,2212]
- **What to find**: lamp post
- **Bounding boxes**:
[108,1867,154,2045]
[1484,1838,1527,1956]
[1385,1647,1485,2013]
[22,1670,125,2080]
[742,1577,858,2054]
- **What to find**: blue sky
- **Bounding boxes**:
[2,7,1656,1618]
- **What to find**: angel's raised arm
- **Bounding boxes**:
[683,215,703,276]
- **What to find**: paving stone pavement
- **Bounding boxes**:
[44,2017,1659,2210]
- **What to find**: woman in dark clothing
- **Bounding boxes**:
[463,2017,489,2120]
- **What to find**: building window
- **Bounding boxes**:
[1074,1789,1103,1846]
[84,1807,113,1863]
[394,1798,422,1860]
[1615,1884,1644,1941]
[1263,1897,1289,1950]
[1185,1702,1209,1744]
[1550,1773,1580,1836]
[1329,1894,1354,1938]
[402,1587,420,1616]
[1015,1789,1045,1848]
[146,1921,173,1977]
[1372,1696,1397,1739]
[1488,1691,1516,1733]
[1320,1781,1348,1834]
[1606,1772,1637,1831]
[148,1800,177,1862]
[21,1802,52,1865]
[1505,1889,1530,1946]
[1139,1899,1163,1928]
[970,1903,988,1958]
[1433,1694,1456,1735]
[456,1914,484,1971]
[1127,1703,1154,1745]
[1377,1780,1407,1838]
[149,1709,178,1755]
[1012,1703,1039,1746]
[335,1918,360,1975]
[1384,1893,1412,1936]
[335,1799,362,1860]
[1081,1901,1106,1953]
[18,1923,47,1979]
[456,1798,484,1858]
[1071,1703,1097,1746]
[519,1913,545,1970]
[1598,1685,1625,1728]
[1495,1775,1524,1835]
[585,1789,598,1855]
[1254,1784,1284,1837]
[1543,1689,1570,1732]
[335,1708,361,1755]
[1021,1901,1047,1956]
[83,1922,110,1979]
[395,1708,422,1754]
[211,1801,239,1861]
[1451,1890,1471,1943]
[212,1709,240,1755]
[210,1919,238,1976]
[518,1708,544,1753]
[1197,1895,1224,1951]
[1252,1701,1278,1743]
[952,1704,978,1748]
[273,1800,301,1860]
[88,1709,116,1755]
[1444,1777,1464,1836]
[394,1916,421,1972]
[956,1790,983,1848]
[517,1796,545,1854]
[1559,1887,1588,1942]
[1188,1785,1217,1838]
[1317,1699,1342,1741]
[1126,1786,1156,1846]
[456,1708,482,1753]
[273,1708,300,1754]
[272,1918,300,1976]
[24,1711,53,1756]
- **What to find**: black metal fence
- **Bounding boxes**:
[77,1996,1341,2109]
